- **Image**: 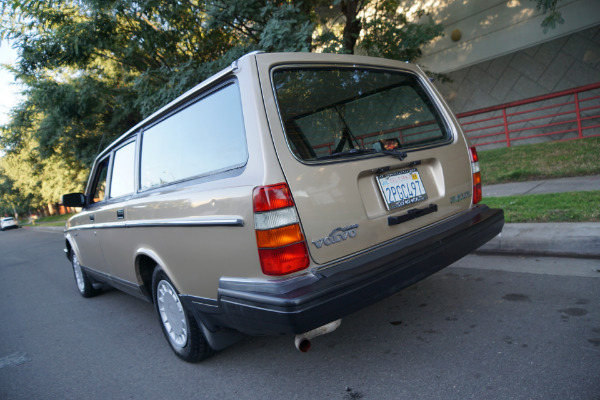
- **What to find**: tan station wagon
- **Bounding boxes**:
[62,51,504,362]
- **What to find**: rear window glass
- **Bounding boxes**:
[272,67,451,161]
[140,82,247,191]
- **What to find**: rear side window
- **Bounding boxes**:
[110,141,135,198]
[272,68,452,161]
[140,82,247,190]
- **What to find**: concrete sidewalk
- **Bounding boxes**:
[483,175,600,198]
[478,175,600,259]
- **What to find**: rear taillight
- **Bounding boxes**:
[469,147,482,204]
[253,183,309,276]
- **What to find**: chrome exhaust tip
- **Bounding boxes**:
[294,319,341,352]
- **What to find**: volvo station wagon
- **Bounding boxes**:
[62,51,504,362]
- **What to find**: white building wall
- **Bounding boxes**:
[398,0,600,118]
[432,25,600,113]
[403,0,600,73]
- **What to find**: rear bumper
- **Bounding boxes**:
[185,205,504,336]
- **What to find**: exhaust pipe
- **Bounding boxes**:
[294,319,341,352]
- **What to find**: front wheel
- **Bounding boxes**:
[71,252,98,298]
[152,268,213,362]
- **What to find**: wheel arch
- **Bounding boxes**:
[136,254,158,302]
[134,248,174,303]
[64,234,79,261]
[65,239,73,259]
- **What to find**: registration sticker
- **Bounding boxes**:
[377,168,428,210]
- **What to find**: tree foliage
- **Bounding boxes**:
[530,0,565,33]
[0,0,443,212]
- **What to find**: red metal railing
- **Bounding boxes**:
[300,82,600,157]
[456,82,600,149]
[311,121,442,157]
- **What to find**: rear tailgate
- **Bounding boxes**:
[256,53,473,266]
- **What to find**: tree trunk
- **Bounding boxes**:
[341,0,363,54]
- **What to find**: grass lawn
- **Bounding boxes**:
[479,137,600,223]
[484,191,600,223]
[479,137,600,185]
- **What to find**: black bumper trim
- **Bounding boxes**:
[189,205,504,336]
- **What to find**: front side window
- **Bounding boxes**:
[90,158,109,203]
[110,141,135,198]
[140,82,247,190]
[272,67,452,161]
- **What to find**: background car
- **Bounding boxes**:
[1,217,18,231]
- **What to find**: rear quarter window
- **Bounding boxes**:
[140,82,247,190]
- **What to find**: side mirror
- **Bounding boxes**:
[62,193,86,208]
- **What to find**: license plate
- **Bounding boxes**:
[377,168,428,210]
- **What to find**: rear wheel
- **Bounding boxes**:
[71,252,98,298]
[152,268,213,362]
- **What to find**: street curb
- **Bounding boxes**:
[476,222,600,259]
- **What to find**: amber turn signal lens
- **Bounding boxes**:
[255,224,304,248]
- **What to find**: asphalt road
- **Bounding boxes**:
[1,228,599,400]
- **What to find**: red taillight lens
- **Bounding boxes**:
[258,243,310,276]
[253,183,310,276]
[253,183,295,212]
[469,146,479,162]
[469,147,482,204]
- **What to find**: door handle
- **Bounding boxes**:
[89,214,95,222]
[117,209,125,219]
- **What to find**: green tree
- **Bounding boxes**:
[0,170,34,217]
[0,0,444,210]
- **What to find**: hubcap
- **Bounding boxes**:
[72,254,86,293]
[157,280,188,349]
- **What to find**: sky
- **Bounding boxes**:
[0,40,22,126]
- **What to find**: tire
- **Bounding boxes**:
[152,268,214,362]
[71,252,98,298]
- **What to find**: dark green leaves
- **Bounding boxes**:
[0,0,445,209]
